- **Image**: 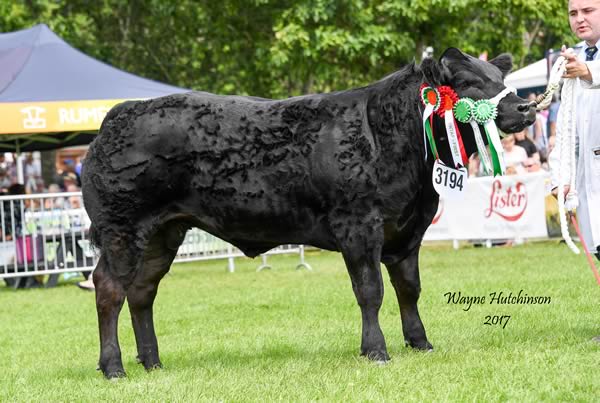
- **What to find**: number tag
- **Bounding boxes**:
[432,160,467,199]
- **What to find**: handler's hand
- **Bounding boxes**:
[551,185,571,199]
[561,46,592,81]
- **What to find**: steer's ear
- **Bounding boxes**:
[436,47,469,83]
[420,57,450,86]
[489,53,513,78]
[440,47,469,63]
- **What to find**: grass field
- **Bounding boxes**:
[1,241,598,401]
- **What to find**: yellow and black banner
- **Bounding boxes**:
[0,99,132,134]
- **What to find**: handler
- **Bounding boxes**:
[551,0,600,263]
[551,0,600,343]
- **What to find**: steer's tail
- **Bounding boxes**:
[88,224,103,253]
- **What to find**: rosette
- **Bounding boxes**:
[453,98,475,124]
[473,99,498,124]
[435,86,459,117]
[420,84,440,110]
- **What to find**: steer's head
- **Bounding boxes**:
[422,48,536,133]
[445,48,535,132]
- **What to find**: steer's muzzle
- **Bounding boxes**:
[497,99,537,133]
[518,101,537,113]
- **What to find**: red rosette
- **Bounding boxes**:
[435,86,459,117]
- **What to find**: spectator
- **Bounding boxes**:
[23,153,43,193]
[61,172,78,192]
[3,154,18,184]
[44,183,65,210]
[514,128,540,161]
[0,168,11,192]
[54,159,78,191]
[522,157,542,173]
[542,135,556,171]
[547,92,561,138]
[65,183,82,209]
[501,134,528,174]
[75,155,85,184]
[527,93,549,159]
[468,153,482,177]
[3,184,26,241]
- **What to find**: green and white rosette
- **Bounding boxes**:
[472,99,505,176]
[420,85,441,160]
[453,97,493,176]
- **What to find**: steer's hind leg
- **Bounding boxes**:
[94,253,127,378]
[385,247,432,351]
[335,214,388,362]
[95,232,144,378]
[128,221,188,371]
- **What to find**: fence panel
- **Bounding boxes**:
[0,192,308,283]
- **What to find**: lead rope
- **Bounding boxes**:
[536,51,579,254]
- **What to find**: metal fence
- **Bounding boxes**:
[0,192,311,286]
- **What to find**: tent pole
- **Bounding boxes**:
[16,140,24,185]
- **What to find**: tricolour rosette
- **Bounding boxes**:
[420,84,441,160]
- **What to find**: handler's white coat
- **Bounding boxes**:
[550,42,600,251]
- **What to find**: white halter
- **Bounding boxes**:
[536,50,579,254]
[490,86,517,105]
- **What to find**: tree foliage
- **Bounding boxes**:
[0,0,578,98]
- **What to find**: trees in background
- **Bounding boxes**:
[1,0,576,98]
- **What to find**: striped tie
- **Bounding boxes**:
[585,46,598,61]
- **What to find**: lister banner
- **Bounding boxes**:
[424,172,549,241]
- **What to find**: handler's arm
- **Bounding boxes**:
[579,60,600,89]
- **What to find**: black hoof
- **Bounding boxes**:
[405,339,434,351]
[98,361,126,379]
[361,349,390,362]
[144,362,163,372]
[136,355,163,371]
[104,369,126,379]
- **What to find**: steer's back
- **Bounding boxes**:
[83,90,372,252]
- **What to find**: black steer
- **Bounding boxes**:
[82,48,536,378]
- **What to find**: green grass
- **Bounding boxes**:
[1,241,598,401]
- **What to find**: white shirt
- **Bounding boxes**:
[504,145,528,173]
[549,40,600,250]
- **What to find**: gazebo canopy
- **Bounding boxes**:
[0,24,188,152]
[504,58,549,90]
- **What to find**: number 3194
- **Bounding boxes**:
[434,167,464,190]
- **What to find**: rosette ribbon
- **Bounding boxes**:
[487,87,517,175]
[472,99,505,175]
[420,84,440,160]
[453,98,493,175]
[436,86,468,168]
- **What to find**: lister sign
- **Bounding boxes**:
[0,99,131,134]
[424,173,549,241]
[485,180,528,222]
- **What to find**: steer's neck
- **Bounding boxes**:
[366,66,428,167]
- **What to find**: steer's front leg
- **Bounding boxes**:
[385,247,432,351]
[336,214,389,362]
